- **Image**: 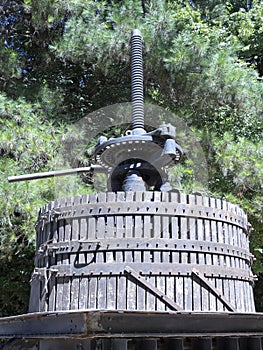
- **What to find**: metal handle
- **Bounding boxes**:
[8,165,104,183]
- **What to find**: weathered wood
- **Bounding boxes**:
[125,267,182,311]
[31,191,255,313]
[88,276,97,309]
[116,275,126,310]
[192,269,236,312]
[55,277,64,311]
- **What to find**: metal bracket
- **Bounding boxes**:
[124,266,182,311]
[192,268,236,312]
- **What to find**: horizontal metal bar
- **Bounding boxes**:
[44,202,248,232]
[8,165,105,182]
[36,238,253,264]
[32,262,255,282]
[1,310,263,338]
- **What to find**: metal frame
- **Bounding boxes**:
[1,310,263,339]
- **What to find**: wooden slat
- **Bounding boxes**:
[209,197,217,243]
[87,194,97,240]
[192,277,201,311]
[96,243,106,309]
[78,276,88,310]
[237,280,244,312]
[28,275,40,312]
[134,215,143,238]
[170,191,180,240]
[143,191,154,239]
[50,200,57,243]
[203,197,212,268]
[228,202,235,246]
[70,277,80,310]
[97,215,106,240]
[39,275,47,313]
[58,198,65,242]
[216,198,225,267]
[195,195,205,266]
[36,207,43,249]
[249,284,256,312]
[153,214,161,239]
[166,276,175,309]
[179,192,188,240]
[124,214,133,238]
[192,269,236,312]
[208,277,218,311]
[156,275,166,311]
[242,279,248,312]
[107,275,117,310]
[88,276,97,309]
[64,199,72,242]
[105,193,115,238]
[126,275,137,310]
[125,267,182,311]
[48,273,56,312]
[174,275,183,310]
[216,278,224,311]
[137,272,146,311]
[79,194,89,241]
[185,275,192,311]
[55,277,64,311]
[72,197,80,241]
[87,216,96,240]
[147,276,157,311]
[170,192,179,262]
[116,275,126,310]
[62,276,71,310]
[188,195,197,264]
[116,192,125,239]
[105,214,115,238]
[97,275,107,309]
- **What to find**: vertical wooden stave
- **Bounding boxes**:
[31,191,256,314]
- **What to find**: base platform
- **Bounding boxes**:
[1,310,263,349]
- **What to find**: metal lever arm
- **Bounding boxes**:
[8,165,104,183]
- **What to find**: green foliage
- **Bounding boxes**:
[0,42,21,81]
[0,243,34,317]
[225,3,263,75]
[0,93,66,315]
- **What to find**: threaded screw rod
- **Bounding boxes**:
[131,29,145,133]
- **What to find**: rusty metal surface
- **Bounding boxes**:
[1,310,263,339]
[1,337,263,350]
